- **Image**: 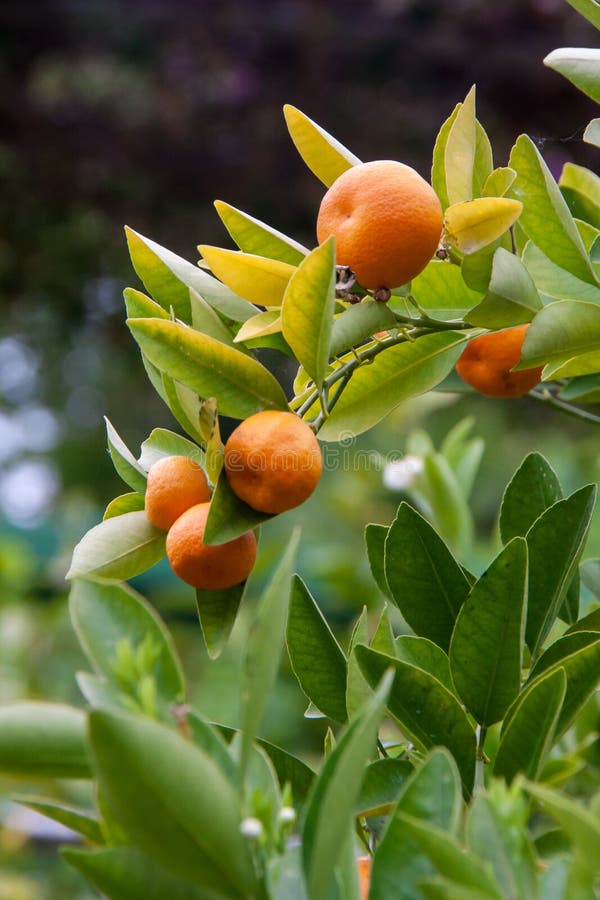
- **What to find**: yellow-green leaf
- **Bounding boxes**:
[127,317,288,417]
[584,118,600,148]
[199,245,295,308]
[282,238,336,388]
[444,86,476,206]
[444,198,523,254]
[560,163,600,230]
[544,47,600,104]
[283,104,361,187]
[517,299,600,378]
[483,167,517,198]
[214,200,308,265]
[234,310,282,343]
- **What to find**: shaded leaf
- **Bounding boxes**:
[355,757,413,817]
[105,417,147,493]
[204,466,271,546]
[103,492,145,520]
[14,796,103,844]
[287,575,347,722]
[499,452,561,544]
[518,300,600,378]
[138,428,204,471]
[395,636,454,694]
[330,300,397,358]
[365,523,391,598]
[196,584,245,661]
[467,247,542,328]
[0,703,90,779]
[494,667,567,783]
[385,503,470,651]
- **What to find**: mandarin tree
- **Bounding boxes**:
[3,3,600,898]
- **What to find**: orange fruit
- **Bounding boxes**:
[145,455,211,531]
[456,324,543,398]
[316,160,443,289]
[223,410,322,514]
[166,502,257,590]
[357,856,371,899]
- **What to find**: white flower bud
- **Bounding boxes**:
[383,455,424,491]
[278,805,296,825]
[240,817,263,839]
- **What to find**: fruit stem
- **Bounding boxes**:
[529,387,600,426]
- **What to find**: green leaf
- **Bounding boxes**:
[567,605,600,634]
[525,485,596,655]
[432,103,460,211]
[559,373,600,403]
[439,417,484,499]
[103,492,145,520]
[397,814,502,898]
[234,310,282,343]
[494,667,567,783]
[269,845,309,900]
[62,846,215,900]
[444,198,523,255]
[521,240,600,303]
[365,523,391,598]
[14,796,103,844]
[240,531,300,780]
[449,538,527,726]
[160,373,205,444]
[281,238,336,388]
[560,163,600,230]
[189,289,238,347]
[581,558,600,598]
[525,781,600,859]
[544,48,600,104]
[69,579,185,708]
[125,226,254,323]
[467,247,542,328]
[529,630,600,681]
[499,452,562,544]
[330,301,397,359]
[410,260,482,320]
[584,118,600,147]
[482,167,516,198]
[421,453,473,557]
[196,584,245,661]
[563,0,600,29]
[199,245,295,308]
[372,605,396,657]
[395,636,454,694]
[187,713,238,785]
[508,135,598,285]
[138,428,204,471]
[526,634,600,737]
[370,749,462,900]
[67,511,166,581]
[356,646,476,795]
[444,85,477,206]
[385,503,470,651]
[0,703,90,778]
[283,104,361,187]
[127,317,288,418]
[301,670,393,900]
[214,200,308,265]
[104,417,148,493]
[204,466,271,546]
[517,300,600,378]
[317,331,468,442]
[355,757,413,817]
[465,795,535,900]
[124,287,170,320]
[89,709,255,896]
[287,575,347,722]
[346,607,372,720]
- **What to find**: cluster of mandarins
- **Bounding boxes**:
[146,159,543,592]
[144,411,322,591]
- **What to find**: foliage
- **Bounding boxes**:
[3,3,600,897]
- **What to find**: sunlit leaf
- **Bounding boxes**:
[584,118,600,147]
[560,163,600,230]
[214,200,308,265]
[563,0,600,29]
[410,260,482,320]
[103,492,145,520]
[234,310,282,343]
[199,245,295,308]
[138,428,204,471]
[483,167,517,198]
[282,238,336,388]
[317,331,468,442]
[517,300,600,377]
[67,511,166,581]
[189,289,238,347]
[544,48,600,104]
[125,226,254,323]
[283,104,361,187]
[521,241,600,303]
[444,198,523,255]
[128,317,288,418]
[104,417,147,493]
[509,135,598,285]
[444,86,477,206]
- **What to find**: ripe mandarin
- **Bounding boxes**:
[456,324,543,398]
[223,410,322,515]
[316,160,443,289]
[145,455,211,531]
[166,502,257,590]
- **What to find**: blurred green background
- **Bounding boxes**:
[2,1,600,896]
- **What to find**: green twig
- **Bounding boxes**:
[529,387,600,426]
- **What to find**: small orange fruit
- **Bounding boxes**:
[456,324,543,398]
[223,410,322,515]
[145,455,211,531]
[316,160,443,289]
[357,856,371,899]
[166,502,257,590]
